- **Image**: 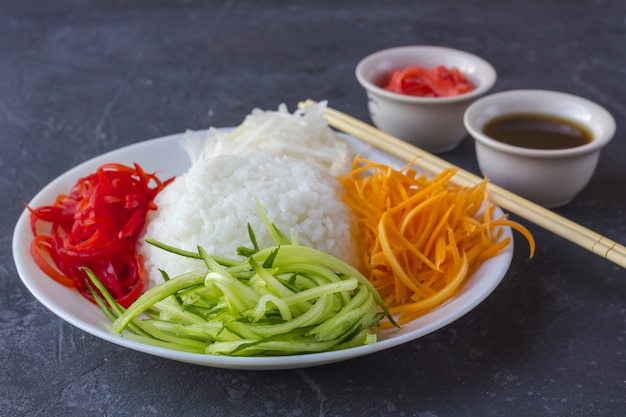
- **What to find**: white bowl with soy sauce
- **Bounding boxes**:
[464,89,616,208]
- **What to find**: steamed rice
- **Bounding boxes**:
[140,102,359,286]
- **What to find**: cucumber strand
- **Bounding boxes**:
[88,204,395,356]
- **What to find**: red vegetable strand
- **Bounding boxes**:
[27,162,174,308]
[384,65,475,97]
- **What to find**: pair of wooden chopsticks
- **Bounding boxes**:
[298,99,626,269]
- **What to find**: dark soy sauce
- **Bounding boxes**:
[482,113,593,150]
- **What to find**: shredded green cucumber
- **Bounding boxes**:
[86,202,397,356]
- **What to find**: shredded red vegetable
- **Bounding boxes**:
[384,65,475,97]
[27,163,174,308]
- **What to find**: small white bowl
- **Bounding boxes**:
[464,89,616,208]
[355,45,497,153]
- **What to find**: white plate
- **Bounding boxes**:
[12,130,513,370]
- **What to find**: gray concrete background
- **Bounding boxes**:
[2,1,625,416]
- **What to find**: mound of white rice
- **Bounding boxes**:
[140,102,360,286]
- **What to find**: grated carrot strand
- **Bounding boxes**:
[339,156,535,326]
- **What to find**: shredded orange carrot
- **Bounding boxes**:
[339,156,535,325]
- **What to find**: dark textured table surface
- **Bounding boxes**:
[2,1,625,416]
